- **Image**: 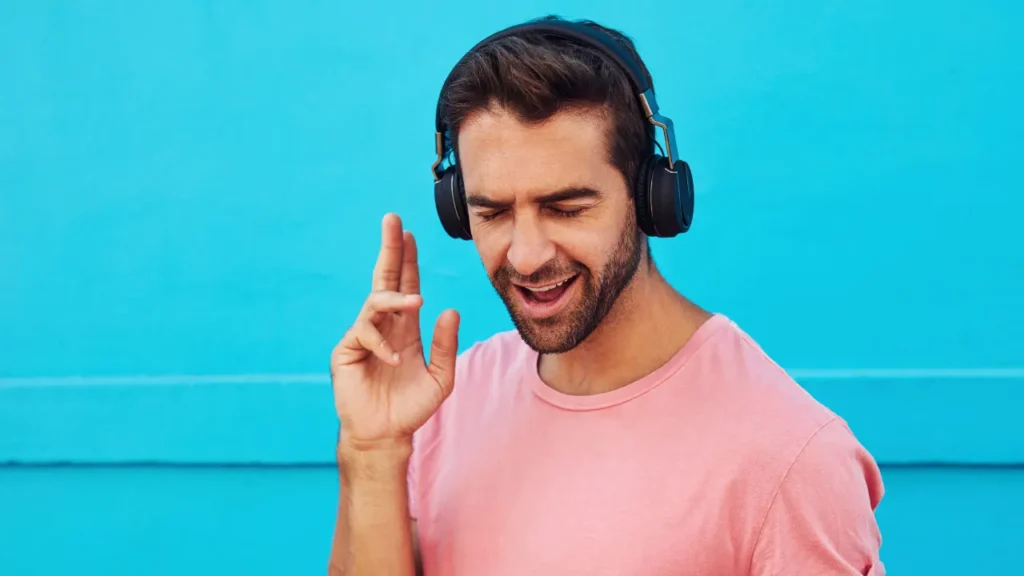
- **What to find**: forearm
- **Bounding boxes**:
[329,439,417,576]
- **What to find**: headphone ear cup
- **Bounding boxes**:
[633,156,658,237]
[434,167,472,240]
[646,156,694,237]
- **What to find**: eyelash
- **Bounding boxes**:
[478,207,583,222]
[551,207,583,218]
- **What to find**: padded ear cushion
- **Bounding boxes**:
[676,159,694,233]
[434,167,472,240]
[633,155,658,237]
[647,156,694,237]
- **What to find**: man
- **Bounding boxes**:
[328,15,885,576]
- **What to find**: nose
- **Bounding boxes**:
[505,214,556,277]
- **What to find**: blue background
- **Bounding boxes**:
[1,1,1022,574]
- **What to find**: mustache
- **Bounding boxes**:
[493,261,584,286]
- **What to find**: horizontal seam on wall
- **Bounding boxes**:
[3,368,1024,387]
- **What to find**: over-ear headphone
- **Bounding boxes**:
[431,19,694,240]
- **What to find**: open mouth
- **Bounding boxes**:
[513,274,579,318]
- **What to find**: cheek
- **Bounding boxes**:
[472,231,509,276]
[570,245,613,275]
[550,228,618,271]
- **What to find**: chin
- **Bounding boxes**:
[517,325,581,355]
[505,303,596,355]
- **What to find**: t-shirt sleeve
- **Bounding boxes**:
[749,418,886,576]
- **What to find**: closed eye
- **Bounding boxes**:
[548,206,585,218]
[476,209,506,222]
[474,206,587,221]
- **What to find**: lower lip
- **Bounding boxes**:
[514,276,579,319]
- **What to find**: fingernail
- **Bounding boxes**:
[392,352,400,363]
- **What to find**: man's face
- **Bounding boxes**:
[458,106,645,354]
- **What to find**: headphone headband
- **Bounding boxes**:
[434,20,652,133]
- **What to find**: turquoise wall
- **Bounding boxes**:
[2,1,1022,574]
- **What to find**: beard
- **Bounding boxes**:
[489,216,645,354]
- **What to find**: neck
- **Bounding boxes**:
[537,261,712,396]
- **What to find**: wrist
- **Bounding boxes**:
[337,434,413,481]
[338,431,414,455]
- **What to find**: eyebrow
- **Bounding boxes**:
[465,187,602,209]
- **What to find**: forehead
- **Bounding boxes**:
[457,107,622,199]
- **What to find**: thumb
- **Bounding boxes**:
[426,309,460,396]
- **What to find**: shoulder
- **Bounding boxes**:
[688,316,842,457]
[693,317,885,573]
[684,315,879,490]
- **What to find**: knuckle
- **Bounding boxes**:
[378,268,401,285]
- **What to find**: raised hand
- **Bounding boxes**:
[331,213,460,449]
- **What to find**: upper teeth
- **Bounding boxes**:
[526,278,570,292]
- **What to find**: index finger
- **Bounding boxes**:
[372,213,404,291]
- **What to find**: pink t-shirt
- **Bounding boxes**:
[408,314,885,575]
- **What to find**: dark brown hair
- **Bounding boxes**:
[439,15,655,195]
